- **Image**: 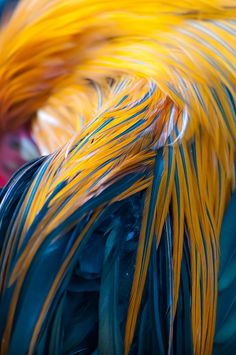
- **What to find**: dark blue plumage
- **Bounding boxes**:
[1,154,235,354]
[214,190,236,354]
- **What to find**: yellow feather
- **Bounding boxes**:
[0,1,235,354]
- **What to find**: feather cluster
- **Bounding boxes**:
[0,0,236,354]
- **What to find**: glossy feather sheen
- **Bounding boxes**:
[0,0,235,354]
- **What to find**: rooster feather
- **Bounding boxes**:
[0,1,236,354]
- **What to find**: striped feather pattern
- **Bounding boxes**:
[0,1,235,354]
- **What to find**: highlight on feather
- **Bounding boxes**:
[0,0,235,354]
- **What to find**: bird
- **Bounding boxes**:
[0,0,235,354]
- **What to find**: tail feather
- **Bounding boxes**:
[0,1,235,354]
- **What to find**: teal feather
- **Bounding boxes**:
[214,189,236,353]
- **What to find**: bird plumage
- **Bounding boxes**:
[0,1,235,354]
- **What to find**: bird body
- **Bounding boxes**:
[0,1,236,354]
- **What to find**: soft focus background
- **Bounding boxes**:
[0,1,39,187]
[0,127,39,187]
